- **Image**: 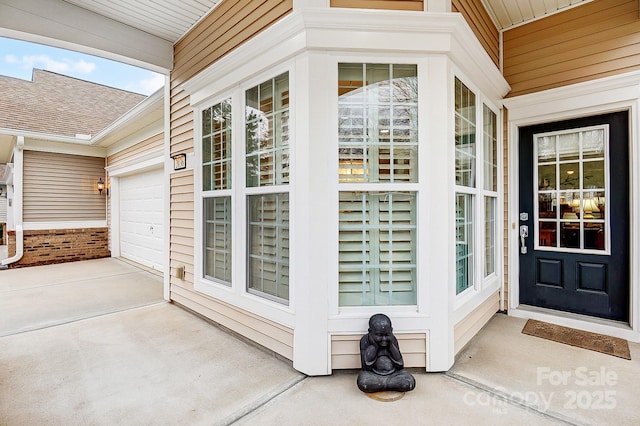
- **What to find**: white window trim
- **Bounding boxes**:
[504,70,640,342]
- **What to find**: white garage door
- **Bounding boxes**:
[120,168,164,271]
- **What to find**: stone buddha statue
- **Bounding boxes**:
[357,313,416,393]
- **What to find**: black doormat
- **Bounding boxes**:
[522,319,631,360]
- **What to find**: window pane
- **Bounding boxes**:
[248,193,289,303]
[246,72,290,187]
[202,98,232,191]
[484,196,495,277]
[483,105,497,192]
[455,78,476,187]
[338,63,418,183]
[204,197,232,284]
[338,191,417,306]
[582,129,605,159]
[456,193,474,294]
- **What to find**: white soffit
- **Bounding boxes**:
[62,0,222,42]
[482,0,593,30]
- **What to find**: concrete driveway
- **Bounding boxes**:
[1,258,639,425]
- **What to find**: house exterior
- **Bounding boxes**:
[0,0,638,376]
[165,0,640,375]
[0,69,147,267]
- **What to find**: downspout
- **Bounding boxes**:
[1,136,24,267]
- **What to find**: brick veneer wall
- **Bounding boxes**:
[7,228,110,267]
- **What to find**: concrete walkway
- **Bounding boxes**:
[1,259,638,425]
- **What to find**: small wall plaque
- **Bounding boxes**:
[172,153,186,170]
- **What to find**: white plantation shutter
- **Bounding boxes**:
[248,193,289,302]
[204,197,232,283]
[378,193,416,295]
[338,193,372,300]
[339,192,416,306]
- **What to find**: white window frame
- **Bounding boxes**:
[453,72,502,305]
[330,53,429,317]
[200,97,234,286]
[193,61,296,326]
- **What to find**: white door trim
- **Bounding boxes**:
[504,71,640,342]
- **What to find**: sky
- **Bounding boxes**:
[0,37,164,96]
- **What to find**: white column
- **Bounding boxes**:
[1,136,24,266]
[422,56,455,370]
[292,51,333,375]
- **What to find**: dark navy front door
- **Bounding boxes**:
[518,111,629,322]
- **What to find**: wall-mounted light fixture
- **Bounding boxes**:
[97,177,105,195]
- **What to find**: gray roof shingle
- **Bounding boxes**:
[0,69,146,138]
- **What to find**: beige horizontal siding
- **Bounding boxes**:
[454,291,500,354]
[504,0,640,96]
[0,196,7,222]
[169,169,194,284]
[172,286,294,359]
[107,132,164,167]
[331,333,426,370]
[23,150,106,222]
[330,0,423,10]
[452,0,499,66]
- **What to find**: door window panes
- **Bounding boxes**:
[535,126,608,252]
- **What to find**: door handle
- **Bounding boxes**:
[520,225,529,254]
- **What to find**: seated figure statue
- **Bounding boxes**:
[357,313,416,393]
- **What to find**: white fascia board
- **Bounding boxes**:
[0,0,173,72]
[93,89,164,146]
[24,138,106,158]
[0,128,91,144]
[181,8,509,105]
